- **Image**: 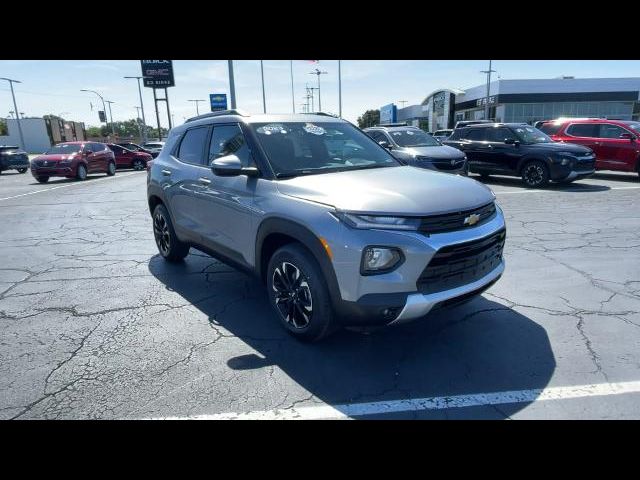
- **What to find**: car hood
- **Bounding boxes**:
[526,142,591,154]
[276,166,495,215]
[33,154,78,162]
[401,145,466,160]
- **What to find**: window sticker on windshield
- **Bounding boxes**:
[303,123,326,135]
[406,131,414,135]
[256,124,288,135]
[392,132,401,136]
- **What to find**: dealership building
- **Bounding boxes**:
[382,77,640,132]
[0,117,86,153]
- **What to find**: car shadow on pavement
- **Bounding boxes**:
[28,175,112,186]
[149,253,555,419]
[469,174,610,192]
[591,172,639,183]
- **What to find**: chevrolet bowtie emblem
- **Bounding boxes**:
[464,213,480,226]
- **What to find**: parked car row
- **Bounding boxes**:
[28,141,156,183]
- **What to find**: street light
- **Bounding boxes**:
[188,99,206,116]
[80,89,113,135]
[1,78,26,150]
[309,68,328,112]
[124,76,148,142]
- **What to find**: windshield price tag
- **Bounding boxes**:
[303,123,326,135]
[257,124,287,135]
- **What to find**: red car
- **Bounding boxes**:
[538,118,640,178]
[31,141,116,183]
[107,144,152,170]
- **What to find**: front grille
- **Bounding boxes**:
[417,229,505,294]
[432,159,465,171]
[418,202,496,235]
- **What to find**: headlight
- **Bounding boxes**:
[361,246,404,275]
[333,212,421,231]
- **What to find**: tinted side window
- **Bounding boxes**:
[448,129,464,141]
[178,127,209,165]
[485,128,516,143]
[567,124,599,138]
[599,124,627,139]
[465,128,487,141]
[209,124,253,167]
[109,145,123,154]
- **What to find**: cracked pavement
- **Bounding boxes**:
[0,169,639,419]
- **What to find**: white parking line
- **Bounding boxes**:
[149,380,640,420]
[0,171,142,202]
[495,186,640,195]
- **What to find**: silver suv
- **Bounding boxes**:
[147,111,506,341]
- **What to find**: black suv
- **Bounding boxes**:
[443,123,596,187]
[364,125,467,175]
[0,145,29,174]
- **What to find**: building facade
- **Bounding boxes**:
[386,77,640,132]
[0,117,86,153]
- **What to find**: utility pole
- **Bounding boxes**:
[105,101,115,136]
[188,99,206,116]
[124,76,148,142]
[398,100,408,108]
[134,106,143,140]
[481,60,496,120]
[228,60,237,109]
[309,68,328,112]
[338,60,342,118]
[290,60,295,113]
[260,60,267,113]
[1,78,26,150]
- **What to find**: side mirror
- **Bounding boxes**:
[378,140,392,149]
[620,132,636,141]
[211,154,259,177]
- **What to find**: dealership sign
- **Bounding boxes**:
[141,60,175,88]
[476,96,496,107]
[380,103,397,124]
[210,93,228,112]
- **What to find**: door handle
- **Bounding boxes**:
[198,177,211,185]
[161,169,171,176]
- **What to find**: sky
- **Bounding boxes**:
[1,60,639,128]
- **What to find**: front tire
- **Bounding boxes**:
[132,159,145,171]
[106,161,116,176]
[266,244,336,342]
[76,164,87,181]
[17,168,28,174]
[521,160,550,188]
[152,204,189,262]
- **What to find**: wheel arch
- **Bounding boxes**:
[255,218,342,304]
[516,155,550,175]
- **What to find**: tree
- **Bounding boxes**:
[357,109,380,129]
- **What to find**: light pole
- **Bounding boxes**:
[481,60,496,120]
[228,60,237,109]
[260,60,267,113]
[309,68,328,112]
[134,106,143,140]
[338,60,342,118]
[80,89,111,134]
[188,99,206,116]
[124,76,148,142]
[1,78,26,150]
[105,101,116,137]
[290,60,295,113]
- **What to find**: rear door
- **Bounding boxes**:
[563,123,601,165]
[109,145,127,167]
[86,143,102,172]
[484,127,520,172]
[460,127,492,170]
[596,123,637,171]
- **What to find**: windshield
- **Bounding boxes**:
[624,122,640,133]
[45,144,82,155]
[512,125,553,144]
[389,129,440,147]
[251,121,400,178]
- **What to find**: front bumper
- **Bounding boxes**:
[31,166,74,177]
[549,155,596,182]
[390,259,504,324]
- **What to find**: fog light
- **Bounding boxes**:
[361,247,403,275]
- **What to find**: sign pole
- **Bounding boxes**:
[228,60,237,109]
[165,88,172,130]
[153,88,162,141]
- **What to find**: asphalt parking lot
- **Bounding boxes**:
[1,168,639,419]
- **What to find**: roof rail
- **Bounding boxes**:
[376,122,408,127]
[185,109,250,123]
[311,112,339,118]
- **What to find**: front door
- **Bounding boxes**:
[596,123,638,171]
[194,123,257,265]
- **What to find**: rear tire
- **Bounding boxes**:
[76,164,87,181]
[17,168,28,174]
[266,243,336,342]
[521,160,550,188]
[152,204,189,262]
[106,161,116,176]
[36,176,49,183]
